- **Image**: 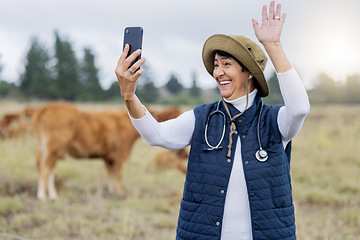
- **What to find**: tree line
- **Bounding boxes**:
[1,32,107,102]
[308,73,360,104]
[0,31,219,105]
[0,32,359,105]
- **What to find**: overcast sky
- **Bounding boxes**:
[1,0,360,90]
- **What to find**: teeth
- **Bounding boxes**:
[220,81,231,85]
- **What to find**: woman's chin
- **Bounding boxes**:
[220,93,231,100]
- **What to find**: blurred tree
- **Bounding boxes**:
[106,81,122,100]
[0,81,19,98]
[53,31,81,100]
[136,63,159,103]
[311,73,339,103]
[78,48,105,101]
[165,74,183,95]
[189,71,200,98]
[0,81,10,97]
[344,74,360,103]
[19,37,54,99]
[138,80,158,103]
[263,72,283,105]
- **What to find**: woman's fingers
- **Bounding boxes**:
[116,45,143,71]
[252,18,260,33]
[275,3,282,19]
[263,1,283,21]
[124,49,142,69]
[128,57,146,78]
[116,47,145,79]
[280,13,287,23]
[117,44,130,66]
[269,1,275,20]
[115,44,131,77]
[262,4,268,22]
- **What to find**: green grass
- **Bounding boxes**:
[1,102,360,239]
[0,135,183,240]
[291,105,360,239]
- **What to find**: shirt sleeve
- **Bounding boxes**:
[277,67,310,147]
[130,107,195,149]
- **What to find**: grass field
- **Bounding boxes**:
[0,101,360,240]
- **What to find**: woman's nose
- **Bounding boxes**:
[214,67,225,78]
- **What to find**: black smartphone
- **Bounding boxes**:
[123,26,143,69]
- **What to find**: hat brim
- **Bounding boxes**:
[202,34,269,97]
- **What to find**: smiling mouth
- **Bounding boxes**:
[220,80,231,85]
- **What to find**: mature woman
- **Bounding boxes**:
[115,1,310,240]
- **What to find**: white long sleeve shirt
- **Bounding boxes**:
[130,67,310,240]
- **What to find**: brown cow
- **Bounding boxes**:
[0,112,31,138]
[0,113,21,138]
[32,102,182,201]
[23,106,39,119]
[153,106,182,122]
[154,148,189,174]
[0,106,38,139]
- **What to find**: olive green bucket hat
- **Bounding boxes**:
[202,34,269,97]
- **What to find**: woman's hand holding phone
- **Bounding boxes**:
[115,44,146,102]
[115,26,147,119]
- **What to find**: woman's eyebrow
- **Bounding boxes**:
[214,56,232,62]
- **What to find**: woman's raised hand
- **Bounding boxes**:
[252,1,291,73]
[252,1,286,47]
[115,44,146,102]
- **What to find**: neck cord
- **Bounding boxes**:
[222,79,249,158]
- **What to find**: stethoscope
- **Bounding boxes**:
[203,101,225,151]
[203,100,268,162]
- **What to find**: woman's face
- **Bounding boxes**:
[213,53,254,101]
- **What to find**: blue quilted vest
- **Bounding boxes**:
[176,94,296,240]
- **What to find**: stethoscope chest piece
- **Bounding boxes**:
[255,149,268,162]
[255,102,269,162]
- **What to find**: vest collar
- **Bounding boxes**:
[221,93,262,128]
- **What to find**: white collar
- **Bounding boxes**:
[223,88,258,112]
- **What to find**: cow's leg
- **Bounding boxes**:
[113,160,127,197]
[37,151,58,201]
[37,176,46,200]
[48,169,57,200]
[105,162,116,193]
[176,157,187,174]
[105,160,126,197]
[36,148,47,201]
[37,161,49,201]
[36,150,46,199]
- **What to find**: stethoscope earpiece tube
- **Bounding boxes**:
[204,101,226,151]
[255,102,268,162]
